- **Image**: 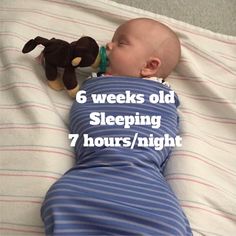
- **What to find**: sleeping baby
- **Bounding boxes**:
[41,18,192,235]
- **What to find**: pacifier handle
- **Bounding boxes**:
[99,46,108,73]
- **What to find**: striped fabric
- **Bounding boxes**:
[41,76,192,235]
[0,0,236,235]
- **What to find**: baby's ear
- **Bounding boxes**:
[140,57,161,77]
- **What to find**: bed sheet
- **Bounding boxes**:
[0,0,236,235]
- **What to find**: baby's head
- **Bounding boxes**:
[106,18,181,78]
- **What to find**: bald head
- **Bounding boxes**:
[106,18,181,78]
[119,18,181,78]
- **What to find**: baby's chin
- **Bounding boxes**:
[105,64,141,77]
[105,66,118,76]
[105,69,122,76]
[105,65,124,76]
[105,67,112,75]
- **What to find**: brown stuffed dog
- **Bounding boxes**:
[22,36,101,97]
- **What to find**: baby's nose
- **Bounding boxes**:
[106,42,113,51]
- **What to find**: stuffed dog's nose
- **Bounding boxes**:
[71,57,81,67]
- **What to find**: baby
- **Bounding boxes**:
[105,18,181,79]
[41,18,192,236]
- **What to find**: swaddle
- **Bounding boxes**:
[41,76,192,235]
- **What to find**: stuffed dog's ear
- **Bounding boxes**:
[22,39,38,53]
[22,36,50,53]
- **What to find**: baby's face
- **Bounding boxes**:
[106,21,152,77]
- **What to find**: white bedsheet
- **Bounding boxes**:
[0,0,236,235]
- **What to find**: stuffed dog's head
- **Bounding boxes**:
[71,36,99,67]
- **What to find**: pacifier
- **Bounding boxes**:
[91,46,108,73]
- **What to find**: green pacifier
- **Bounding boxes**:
[99,46,108,73]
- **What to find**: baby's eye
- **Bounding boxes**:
[118,39,128,46]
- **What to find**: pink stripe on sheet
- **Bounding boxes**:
[42,0,131,21]
[166,173,232,187]
[0,63,35,72]
[161,20,236,45]
[170,74,236,90]
[182,126,236,144]
[1,194,44,207]
[54,103,71,111]
[0,199,42,204]
[0,81,71,112]
[0,7,114,33]
[166,176,215,188]
[0,173,58,181]
[176,90,235,104]
[172,151,236,177]
[1,168,62,176]
[0,102,55,113]
[0,19,79,40]
[0,192,44,204]
[0,28,106,46]
[180,199,236,218]
[0,62,48,79]
[0,100,70,112]
[180,108,236,124]
[0,146,74,158]
[0,227,43,235]
[0,123,69,134]
[0,83,48,94]
[182,43,236,76]
[213,51,236,61]
[0,32,27,41]
[0,19,106,44]
[181,132,236,146]
[180,133,234,154]
[181,205,236,221]
[167,176,235,197]
[0,47,21,54]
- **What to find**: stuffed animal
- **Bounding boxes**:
[22,36,107,97]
